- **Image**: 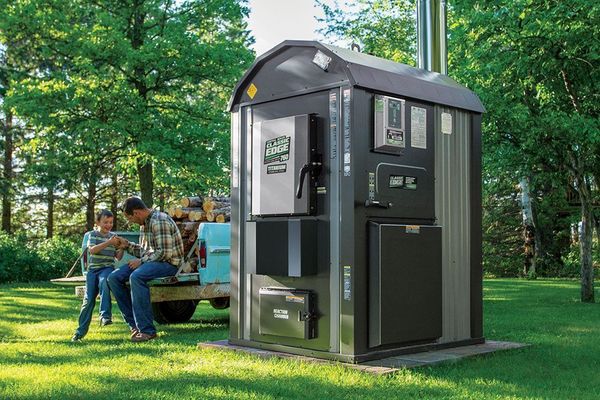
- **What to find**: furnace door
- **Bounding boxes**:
[251,114,314,216]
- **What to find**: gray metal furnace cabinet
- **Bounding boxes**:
[228,41,485,363]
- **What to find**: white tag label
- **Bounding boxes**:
[410,107,427,149]
[441,113,453,135]
[273,309,289,319]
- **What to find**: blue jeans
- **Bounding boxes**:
[75,266,113,337]
[108,261,177,335]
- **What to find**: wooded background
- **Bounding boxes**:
[1,1,598,300]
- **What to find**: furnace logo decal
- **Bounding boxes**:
[267,164,287,174]
[264,135,290,164]
[389,175,417,190]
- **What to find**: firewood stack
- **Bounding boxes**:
[167,196,231,269]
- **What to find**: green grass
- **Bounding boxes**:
[0,279,599,399]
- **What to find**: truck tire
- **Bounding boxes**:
[151,300,198,324]
[209,297,230,310]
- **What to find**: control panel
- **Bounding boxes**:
[373,95,406,154]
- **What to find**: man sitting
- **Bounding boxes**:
[108,196,184,342]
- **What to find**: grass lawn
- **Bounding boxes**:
[0,279,599,399]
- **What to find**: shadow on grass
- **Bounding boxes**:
[4,349,597,400]
[0,365,449,400]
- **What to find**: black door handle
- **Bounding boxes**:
[364,199,392,208]
[296,162,322,199]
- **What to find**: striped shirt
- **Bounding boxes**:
[87,231,117,269]
[127,210,184,267]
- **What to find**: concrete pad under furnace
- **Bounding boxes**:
[198,340,528,375]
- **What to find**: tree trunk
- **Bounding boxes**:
[594,175,600,243]
[130,4,153,210]
[137,160,153,208]
[571,223,580,245]
[46,187,54,239]
[110,170,119,231]
[85,177,97,232]
[577,178,595,303]
[520,177,536,277]
[2,109,13,233]
[158,190,165,212]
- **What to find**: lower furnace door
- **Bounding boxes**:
[259,288,316,340]
[368,222,442,348]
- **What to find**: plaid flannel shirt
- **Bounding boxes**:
[127,210,184,266]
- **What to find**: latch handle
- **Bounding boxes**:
[296,162,322,199]
[364,199,392,208]
[298,311,314,321]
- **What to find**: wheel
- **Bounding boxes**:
[209,297,230,310]
[151,300,198,324]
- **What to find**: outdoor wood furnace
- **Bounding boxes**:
[228,41,485,362]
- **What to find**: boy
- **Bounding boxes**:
[72,209,123,341]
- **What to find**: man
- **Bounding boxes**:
[108,196,184,342]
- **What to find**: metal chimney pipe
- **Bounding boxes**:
[417,0,447,74]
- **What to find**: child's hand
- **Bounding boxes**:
[114,237,129,249]
[108,236,120,246]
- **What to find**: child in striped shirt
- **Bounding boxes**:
[72,210,123,341]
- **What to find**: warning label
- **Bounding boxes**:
[406,225,420,234]
[411,106,427,149]
[441,112,453,135]
[386,129,405,147]
[264,136,290,164]
[343,265,352,301]
[286,295,305,304]
[247,83,258,99]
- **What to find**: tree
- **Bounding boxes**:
[1,0,253,238]
[0,44,15,233]
[450,0,599,301]
[318,0,416,65]
[53,0,254,206]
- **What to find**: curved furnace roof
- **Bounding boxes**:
[229,40,484,113]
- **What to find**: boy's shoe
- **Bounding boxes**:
[130,332,157,343]
[100,318,113,327]
[130,328,139,338]
[71,333,83,342]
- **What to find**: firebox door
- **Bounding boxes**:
[251,114,318,216]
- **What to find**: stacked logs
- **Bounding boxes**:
[166,196,231,273]
[168,196,231,223]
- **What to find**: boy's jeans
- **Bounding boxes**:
[75,266,113,337]
[108,261,177,335]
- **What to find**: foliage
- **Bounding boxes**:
[0,0,254,237]
[450,0,599,299]
[35,236,81,280]
[317,0,416,65]
[0,232,39,283]
[0,232,79,283]
[562,242,600,278]
[1,280,600,399]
